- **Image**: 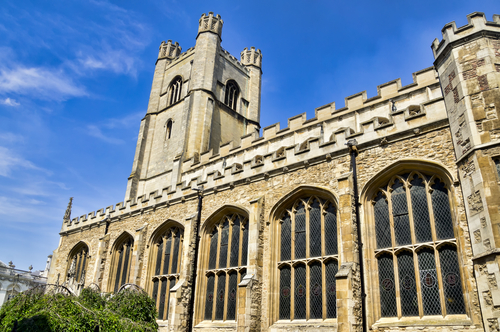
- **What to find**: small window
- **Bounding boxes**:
[168,76,182,106]
[494,157,500,180]
[224,80,239,111]
[165,120,173,140]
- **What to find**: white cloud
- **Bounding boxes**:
[87,125,124,144]
[1,97,19,106]
[0,146,49,177]
[77,48,138,76]
[0,132,24,143]
[0,66,87,101]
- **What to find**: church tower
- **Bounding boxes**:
[125,12,262,201]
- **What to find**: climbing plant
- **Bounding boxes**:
[0,285,158,332]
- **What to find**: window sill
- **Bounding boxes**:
[372,315,472,328]
[271,319,337,328]
[195,320,236,328]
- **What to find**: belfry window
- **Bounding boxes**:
[278,197,338,320]
[372,172,465,318]
[168,76,182,106]
[151,227,183,321]
[66,242,89,285]
[109,234,134,293]
[204,213,248,322]
[224,80,239,111]
[165,120,173,140]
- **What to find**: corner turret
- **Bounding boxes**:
[158,40,182,60]
[198,12,223,38]
[240,47,262,68]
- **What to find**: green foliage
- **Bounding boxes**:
[0,286,158,332]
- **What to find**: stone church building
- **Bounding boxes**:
[47,11,500,332]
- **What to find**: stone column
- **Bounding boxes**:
[237,196,264,332]
[336,173,362,332]
[92,234,110,290]
[132,224,148,286]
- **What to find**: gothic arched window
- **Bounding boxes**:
[278,196,338,321]
[66,242,89,285]
[150,226,183,321]
[109,234,134,293]
[224,80,239,111]
[168,76,182,106]
[204,213,248,322]
[165,120,173,140]
[372,171,465,318]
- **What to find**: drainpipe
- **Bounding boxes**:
[187,185,203,332]
[346,139,367,332]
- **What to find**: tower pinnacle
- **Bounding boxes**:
[198,12,223,38]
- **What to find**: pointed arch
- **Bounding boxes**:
[167,76,183,106]
[224,80,239,111]
[65,241,90,285]
[108,232,134,293]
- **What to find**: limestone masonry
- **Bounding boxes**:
[48,12,500,332]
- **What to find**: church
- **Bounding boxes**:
[47,11,500,332]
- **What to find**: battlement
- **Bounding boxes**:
[220,48,249,73]
[158,40,182,60]
[431,12,500,60]
[241,47,262,68]
[198,12,223,37]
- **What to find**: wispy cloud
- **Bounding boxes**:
[0,65,87,101]
[76,48,139,76]
[1,97,20,106]
[87,125,124,144]
[0,132,24,143]
[0,146,50,177]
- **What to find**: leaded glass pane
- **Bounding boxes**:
[431,179,454,240]
[158,279,168,319]
[165,278,175,321]
[294,264,306,319]
[295,203,306,259]
[80,254,87,283]
[397,251,419,316]
[439,245,466,314]
[76,255,82,282]
[171,234,180,274]
[152,279,159,309]
[121,244,131,287]
[163,236,172,275]
[279,266,291,320]
[205,274,215,320]
[310,200,322,257]
[241,222,248,266]
[208,229,218,270]
[226,272,238,320]
[155,241,163,275]
[374,191,391,249]
[418,249,441,315]
[219,221,229,269]
[378,254,397,317]
[281,214,291,261]
[114,249,123,293]
[230,217,240,267]
[325,260,337,318]
[410,176,432,243]
[392,179,411,246]
[310,262,323,319]
[325,205,338,255]
[215,273,226,320]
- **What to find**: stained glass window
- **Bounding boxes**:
[373,171,466,319]
[277,196,338,321]
[204,213,248,321]
[150,227,183,321]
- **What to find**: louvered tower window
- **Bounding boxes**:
[168,76,182,106]
[205,213,248,321]
[278,197,338,321]
[151,227,183,320]
[109,234,134,293]
[66,242,89,285]
[224,80,239,111]
[373,172,465,318]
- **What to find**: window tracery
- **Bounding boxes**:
[224,80,239,111]
[150,227,183,320]
[204,213,248,322]
[277,196,338,321]
[66,242,89,285]
[372,171,465,318]
[168,76,182,106]
[109,234,134,293]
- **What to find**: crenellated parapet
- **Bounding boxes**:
[240,47,262,68]
[198,12,223,38]
[431,12,500,61]
[158,40,182,60]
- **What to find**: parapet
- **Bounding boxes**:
[241,47,262,68]
[198,12,223,38]
[431,12,500,60]
[158,40,182,60]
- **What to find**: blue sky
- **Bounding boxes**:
[0,0,498,271]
